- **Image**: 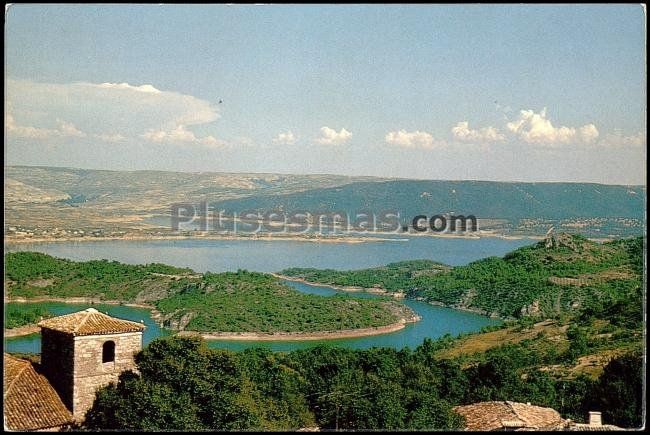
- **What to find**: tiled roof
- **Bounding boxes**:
[3,353,73,431]
[564,423,624,431]
[38,308,145,336]
[454,401,566,431]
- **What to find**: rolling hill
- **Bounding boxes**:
[4,166,645,238]
[281,233,644,321]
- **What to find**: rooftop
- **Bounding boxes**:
[565,423,625,431]
[3,353,73,431]
[38,307,145,336]
[454,401,566,431]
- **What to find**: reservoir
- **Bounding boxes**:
[5,236,535,352]
[5,235,534,271]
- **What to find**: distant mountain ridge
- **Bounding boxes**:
[4,166,645,238]
[213,179,645,220]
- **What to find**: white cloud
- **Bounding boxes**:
[597,131,646,148]
[57,120,86,138]
[94,82,162,94]
[578,124,600,143]
[6,113,86,139]
[385,129,445,149]
[506,108,599,146]
[93,133,126,143]
[316,126,352,145]
[141,125,225,149]
[451,121,505,143]
[272,131,297,145]
[5,79,220,146]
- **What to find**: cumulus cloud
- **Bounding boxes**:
[578,124,600,143]
[385,130,445,149]
[272,131,297,145]
[5,78,220,146]
[6,113,86,139]
[451,121,505,143]
[141,125,225,149]
[316,126,352,145]
[506,108,599,146]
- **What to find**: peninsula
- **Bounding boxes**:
[4,252,419,340]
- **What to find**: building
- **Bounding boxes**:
[3,353,72,431]
[453,401,623,431]
[565,411,624,431]
[454,401,567,431]
[4,308,146,430]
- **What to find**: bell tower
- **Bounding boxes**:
[38,308,146,421]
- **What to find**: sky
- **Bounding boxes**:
[4,4,647,185]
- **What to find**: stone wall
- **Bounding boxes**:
[71,332,142,420]
[40,329,75,410]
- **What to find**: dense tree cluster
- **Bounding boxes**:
[5,251,192,301]
[83,336,643,431]
[156,270,402,333]
[5,304,52,329]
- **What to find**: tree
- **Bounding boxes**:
[589,353,643,428]
[83,336,313,431]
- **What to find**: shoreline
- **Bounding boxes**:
[274,274,406,299]
[178,319,413,341]
[5,296,158,312]
[3,233,405,246]
[275,275,503,320]
[4,324,41,338]
[3,228,556,247]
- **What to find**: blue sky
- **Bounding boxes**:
[4,4,646,184]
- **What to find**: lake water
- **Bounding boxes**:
[5,236,535,272]
[5,236,533,353]
[4,280,501,353]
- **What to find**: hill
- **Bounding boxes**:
[214,179,645,237]
[4,165,383,237]
[4,166,645,239]
[281,233,644,321]
[4,252,412,335]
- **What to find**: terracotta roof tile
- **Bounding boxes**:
[565,424,625,431]
[38,308,145,336]
[454,401,566,431]
[3,353,73,431]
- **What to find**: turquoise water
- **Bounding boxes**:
[4,281,499,353]
[201,280,501,351]
[4,302,171,354]
[5,236,528,353]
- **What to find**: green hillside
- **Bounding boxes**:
[4,252,408,333]
[5,251,193,301]
[282,234,644,321]
[155,271,404,333]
